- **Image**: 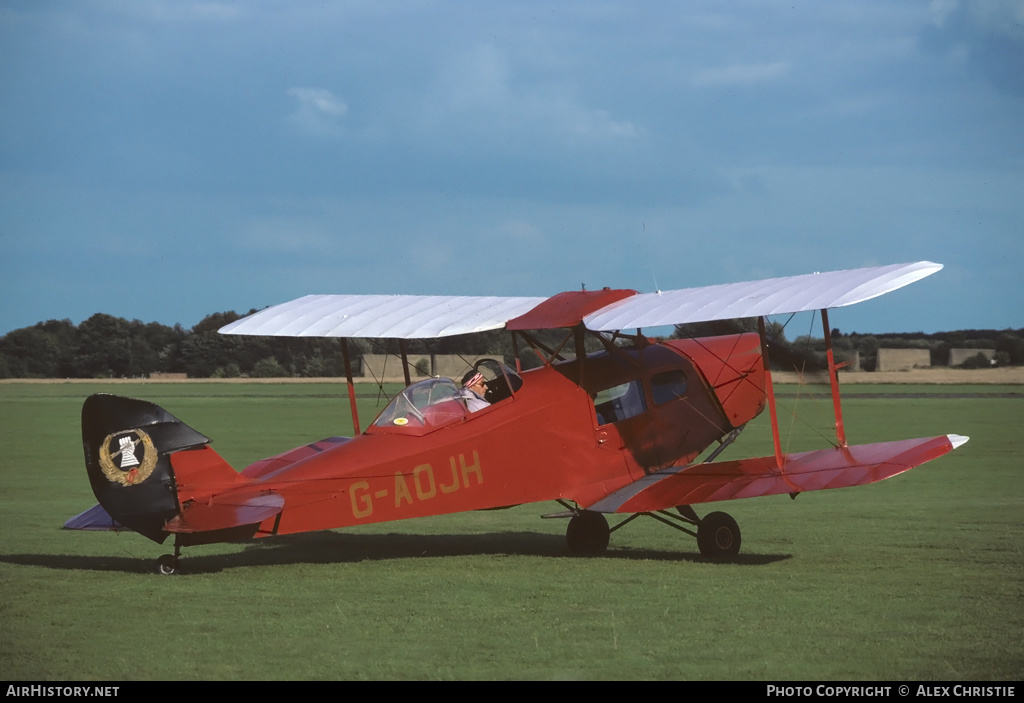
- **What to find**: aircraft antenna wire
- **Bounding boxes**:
[640,221,661,294]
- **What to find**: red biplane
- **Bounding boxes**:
[67,261,967,574]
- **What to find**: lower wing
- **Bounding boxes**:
[585,434,968,513]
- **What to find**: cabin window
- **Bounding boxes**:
[593,380,647,426]
[651,369,687,405]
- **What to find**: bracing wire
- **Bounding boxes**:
[774,312,840,450]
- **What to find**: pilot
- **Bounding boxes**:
[459,371,490,412]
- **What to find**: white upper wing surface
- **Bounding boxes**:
[219,262,941,338]
[583,261,942,332]
[219,294,547,339]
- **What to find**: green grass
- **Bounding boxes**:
[1,382,1021,680]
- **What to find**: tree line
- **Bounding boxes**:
[0,311,557,379]
[1,311,1021,379]
[0,311,343,379]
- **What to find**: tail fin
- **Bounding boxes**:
[81,394,211,544]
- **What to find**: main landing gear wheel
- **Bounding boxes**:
[156,554,180,576]
[697,511,741,558]
[566,511,610,556]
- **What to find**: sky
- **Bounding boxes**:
[1,0,1022,337]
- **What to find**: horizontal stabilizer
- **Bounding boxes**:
[586,434,967,513]
[165,492,284,534]
[63,503,124,532]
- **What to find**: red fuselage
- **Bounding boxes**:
[170,334,766,538]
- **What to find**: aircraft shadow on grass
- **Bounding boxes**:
[2,530,791,575]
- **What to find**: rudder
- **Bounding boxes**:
[81,394,211,544]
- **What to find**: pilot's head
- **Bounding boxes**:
[462,371,487,396]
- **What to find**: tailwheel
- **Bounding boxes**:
[156,538,183,575]
[156,554,180,576]
[566,510,610,556]
[697,511,741,558]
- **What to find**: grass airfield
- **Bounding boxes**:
[1,381,1021,680]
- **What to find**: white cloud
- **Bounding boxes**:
[690,61,792,87]
[99,0,240,23]
[428,44,641,144]
[235,215,335,253]
[547,101,640,140]
[497,219,544,243]
[930,0,1024,42]
[286,87,348,138]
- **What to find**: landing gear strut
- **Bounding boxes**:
[547,501,742,559]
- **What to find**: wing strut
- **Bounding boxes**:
[340,338,361,435]
[398,340,412,386]
[821,309,847,447]
[760,308,851,468]
[758,316,785,469]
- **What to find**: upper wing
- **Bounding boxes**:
[220,294,546,338]
[583,261,941,331]
[219,262,940,338]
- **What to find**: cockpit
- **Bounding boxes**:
[367,359,522,436]
[471,357,523,404]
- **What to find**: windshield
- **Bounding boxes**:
[472,358,523,403]
[371,377,469,432]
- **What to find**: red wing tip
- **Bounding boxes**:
[948,434,969,449]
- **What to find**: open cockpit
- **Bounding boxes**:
[367,359,523,435]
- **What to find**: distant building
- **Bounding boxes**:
[949,348,996,367]
[876,348,930,372]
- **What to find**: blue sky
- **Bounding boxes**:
[2,0,1022,336]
